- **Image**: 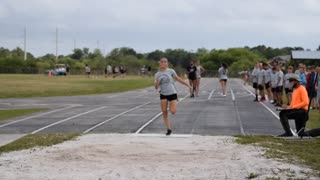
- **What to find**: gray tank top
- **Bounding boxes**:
[155,69,178,95]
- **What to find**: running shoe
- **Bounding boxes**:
[253,99,259,102]
[166,129,172,136]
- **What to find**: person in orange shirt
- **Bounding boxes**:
[278,74,309,137]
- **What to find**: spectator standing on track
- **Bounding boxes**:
[257,63,266,102]
[306,66,317,110]
[85,64,91,78]
[154,57,192,136]
[283,66,294,105]
[186,61,197,98]
[252,63,260,101]
[263,63,273,103]
[195,60,205,97]
[218,63,228,97]
[278,74,309,137]
[271,67,278,105]
[275,65,284,107]
[299,65,307,87]
[315,67,320,112]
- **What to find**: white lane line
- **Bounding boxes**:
[31,106,106,134]
[230,87,245,135]
[230,88,235,101]
[208,89,215,100]
[135,93,190,134]
[83,100,157,133]
[242,85,279,119]
[0,106,77,128]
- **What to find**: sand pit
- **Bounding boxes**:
[0,134,318,180]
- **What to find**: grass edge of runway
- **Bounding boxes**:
[0,75,154,98]
[0,133,80,155]
[235,135,320,177]
[0,108,48,122]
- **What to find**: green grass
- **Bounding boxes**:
[0,108,48,122]
[235,135,320,177]
[0,133,80,154]
[0,74,154,98]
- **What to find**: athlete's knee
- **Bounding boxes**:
[170,109,176,115]
[162,109,168,114]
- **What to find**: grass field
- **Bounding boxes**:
[0,74,154,98]
[0,133,80,154]
[0,108,48,122]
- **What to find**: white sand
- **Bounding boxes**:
[0,134,318,180]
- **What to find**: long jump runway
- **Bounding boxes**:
[0,78,284,136]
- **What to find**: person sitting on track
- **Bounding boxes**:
[278,74,309,137]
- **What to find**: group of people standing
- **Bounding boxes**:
[249,60,320,137]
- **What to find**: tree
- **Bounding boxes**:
[11,47,24,59]
[71,48,84,60]
[0,47,11,58]
[83,48,90,58]
[146,50,164,61]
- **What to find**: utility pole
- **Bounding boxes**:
[55,28,58,62]
[24,26,27,61]
[74,39,76,50]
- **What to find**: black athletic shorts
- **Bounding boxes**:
[276,86,283,93]
[188,76,196,81]
[258,84,264,91]
[253,83,258,89]
[160,94,178,101]
[220,79,227,82]
[265,82,271,89]
[272,87,277,93]
[285,88,293,95]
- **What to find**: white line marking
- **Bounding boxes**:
[31,106,106,134]
[230,88,235,101]
[230,87,245,135]
[0,106,77,128]
[83,100,157,133]
[242,85,280,119]
[208,89,215,100]
[135,93,190,134]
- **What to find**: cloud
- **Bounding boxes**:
[0,0,319,56]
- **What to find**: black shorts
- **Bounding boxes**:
[188,76,196,81]
[285,88,293,95]
[276,86,283,93]
[272,87,277,93]
[265,82,271,89]
[220,79,227,82]
[258,84,264,91]
[253,83,258,89]
[86,72,91,75]
[160,94,178,101]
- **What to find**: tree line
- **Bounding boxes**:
[0,45,311,75]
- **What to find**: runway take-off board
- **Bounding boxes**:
[0,78,284,137]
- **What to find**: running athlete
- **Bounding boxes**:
[195,60,205,97]
[186,61,197,98]
[284,66,294,105]
[155,57,192,136]
[218,63,228,96]
[252,63,260,101]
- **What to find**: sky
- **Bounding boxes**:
[0,0,320,57]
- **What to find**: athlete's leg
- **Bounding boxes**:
[169,100,177,115]
[196,78,200,96]
[161,99,170,130]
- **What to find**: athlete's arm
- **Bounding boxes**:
[154,78,160,90]
[175,76,192,89]
[200,66,205,74]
